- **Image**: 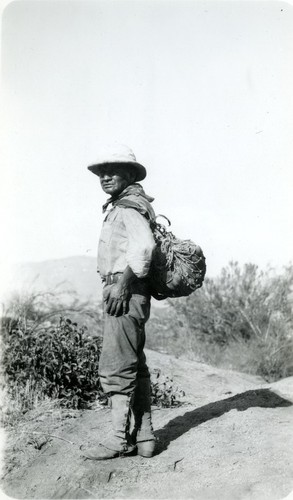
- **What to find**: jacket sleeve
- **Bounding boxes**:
[121,208,156,278]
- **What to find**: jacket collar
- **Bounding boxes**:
[102,183,154,213]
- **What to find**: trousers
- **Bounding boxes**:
[99,285,151,395]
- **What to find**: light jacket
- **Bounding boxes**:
[98,184,156,279]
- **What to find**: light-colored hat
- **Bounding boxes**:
[87,144,146,181]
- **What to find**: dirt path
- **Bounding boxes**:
[2,350,293,499]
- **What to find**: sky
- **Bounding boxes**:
[1,0,293,294]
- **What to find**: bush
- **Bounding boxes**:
[1,317,103,411]
[148,263,293,381]
[1,306,184,424]
[1,289,103,338]
[151,369,185,407]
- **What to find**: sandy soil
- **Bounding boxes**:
[1,349,293,500]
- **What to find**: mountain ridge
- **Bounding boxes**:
[9,255,103,301]
[7,255,164,308]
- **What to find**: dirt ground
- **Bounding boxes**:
[1,349,293,500]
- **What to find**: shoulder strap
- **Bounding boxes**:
[114,199,171,235]
[114,199,152,221]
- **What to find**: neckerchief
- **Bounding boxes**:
[102,183,154,213]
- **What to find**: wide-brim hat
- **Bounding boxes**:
[87,144,146,181]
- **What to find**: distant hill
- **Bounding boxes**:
[7,255,166,310]
[9,256,103,301]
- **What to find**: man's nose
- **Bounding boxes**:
[101,172,112,180]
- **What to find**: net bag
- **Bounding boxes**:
[149,216,206,300]
[114,200,206,301]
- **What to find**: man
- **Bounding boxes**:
[83,144,157,460]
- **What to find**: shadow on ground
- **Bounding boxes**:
[155,388,292,454]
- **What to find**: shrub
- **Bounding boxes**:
[1,317,103,411]
[1,312,184,424]
[151,369,185,407]
[171,263,293,343]
[148,263,293,381]
[1,289,103,337]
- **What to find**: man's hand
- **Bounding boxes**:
[103,283,131,316]
[103,266,138,316]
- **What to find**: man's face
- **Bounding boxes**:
[98,165,133,196]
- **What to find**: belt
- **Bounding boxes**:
[101,273,123,285]
[101,272,150,294]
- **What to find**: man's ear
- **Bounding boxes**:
[128,167,137,183]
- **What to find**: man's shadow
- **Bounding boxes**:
[154,388,292,454]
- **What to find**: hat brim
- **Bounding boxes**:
[87,161,146,182]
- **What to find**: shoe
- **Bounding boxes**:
[82,393,135,461]
[137,439,156,458]
[81,442,136,460]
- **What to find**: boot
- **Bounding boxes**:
[82,393,136,460]
[131,378,156,458]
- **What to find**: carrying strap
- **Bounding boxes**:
[114,199,171,229]
[114,199,153,221]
